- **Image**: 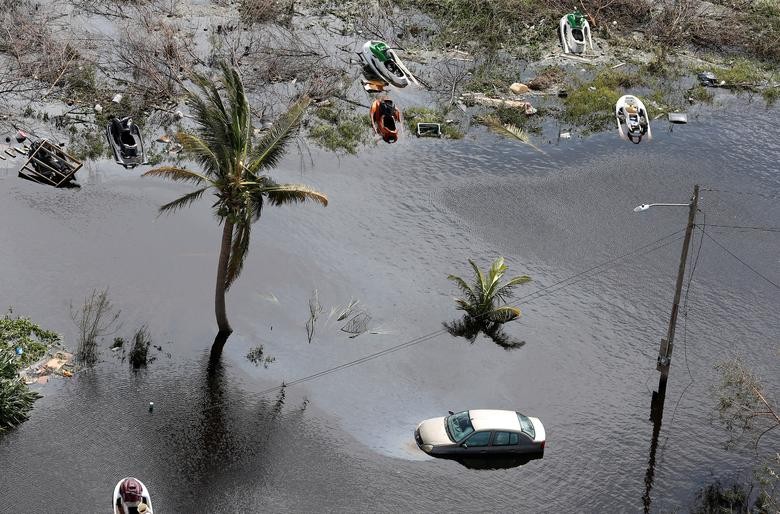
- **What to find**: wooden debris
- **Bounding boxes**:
[18,140,82,187]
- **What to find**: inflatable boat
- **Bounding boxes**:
[361,41,409,88]
[370,98,401,143]
[615,95,651,144]
[559,10,593,54]
[106,117,146,168]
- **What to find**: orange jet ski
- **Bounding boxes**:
[370,98,401,143]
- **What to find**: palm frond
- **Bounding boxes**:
[447,275,477,304]
[479,115,547,155]
[485,306,521,323]
[176,133,221,176]
[246,96,311,175]
[158,187,211,215]
[494,275,532,302]
[261,183,329,207]
[143,166,211,185]
[468,259,487,300]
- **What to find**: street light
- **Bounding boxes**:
[633,203,689,212]
[634,185,700,380]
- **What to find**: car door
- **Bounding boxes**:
[489,431,521,455]
[459,431,492,455]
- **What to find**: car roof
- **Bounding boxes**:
[468,410,521,432]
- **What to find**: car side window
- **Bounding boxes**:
[465,431,491,447]
[492,432,520,446]
[493,431,510,446]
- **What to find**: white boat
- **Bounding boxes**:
[615,95,651,144]
[559,11,593,54]
[113,477,153,514]
[360,40,409,88]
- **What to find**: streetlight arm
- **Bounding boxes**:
[634,203,690,212]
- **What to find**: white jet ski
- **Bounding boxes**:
[615,95,651,144]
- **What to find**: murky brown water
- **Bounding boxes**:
[1,95,778,512]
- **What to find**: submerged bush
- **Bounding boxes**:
[0,313,60,368]
[308,109,370,154]
[128,326,151,369]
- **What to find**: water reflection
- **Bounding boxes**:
[643,374,668,513]
[443,316,525,350]
[450,453,543,470]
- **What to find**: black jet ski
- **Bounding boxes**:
[106,117,146,168]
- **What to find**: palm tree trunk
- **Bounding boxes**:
[215,219,234,337]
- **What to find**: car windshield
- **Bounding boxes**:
[445,411,474,442]
[517,413,536,439]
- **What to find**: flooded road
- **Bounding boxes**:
[1,98,778,512]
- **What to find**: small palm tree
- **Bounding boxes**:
[445,257,531,349]
[144,63,327,349]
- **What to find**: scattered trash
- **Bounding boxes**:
[611,62,626,69]
[668,112,688,124]
[416,123,442,138]
[698,71,724,87]
[94,103,103,113]
[112,93,123,104]
[463,93,537,114]
[15,347,23,356]
[588,86,597,91]
[149,402,154,412]
[559,131,571,139]
[15,129,28,143]
[14,147,25,155]
[509,82,530,95]
[156,134,171,144]
[557,89,569,98]
[174,110,184,120]
[361,78,387,93]
[5,149,17,157]
[106,117,147,169]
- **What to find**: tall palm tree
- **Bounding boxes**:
[445,257,531,349]
[144,63,327,347]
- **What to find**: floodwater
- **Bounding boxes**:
[0,96,778,512]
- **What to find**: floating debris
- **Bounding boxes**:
[416,122,442,138]
[19,140,82,187]
[668,112,688,124]
[509,82,530,95]
[697,71,724,87]
[463,93,537,114]
[94,103,103,113]
[112,93,123,103]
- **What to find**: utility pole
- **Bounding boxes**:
[656,184,699,382]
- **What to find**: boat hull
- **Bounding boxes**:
[113,477,153,514]
[361,41,409,88]
[615,94,652,143]
[106,119,146,169]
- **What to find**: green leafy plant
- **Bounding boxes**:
[445,257,531,349]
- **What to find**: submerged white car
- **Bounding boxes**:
[415,409,546,458]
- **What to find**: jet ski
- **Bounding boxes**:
[361,41,409,88]
[106,117,146,168]
[615,95,651,144]
[370,98,401,143]
[559,10,593,54]
[114,477,153,514]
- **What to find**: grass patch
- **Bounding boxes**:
[763,86,779,106]
[561,68,648,132]
[465,62,516,95]
[403,107,464,139]
[688,85,714,104]
[492,106,542,135]
[308,108,369,154]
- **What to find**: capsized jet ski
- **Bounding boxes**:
[361,41,409,88]
[106,117,146,168]
[559,10,593,54]
[114,477,153,514]
[370,98,401,143]
[615,95,651,144]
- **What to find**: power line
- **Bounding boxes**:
[706,224,780,233]
[698,228,780,290]
[701,188,780,200]
[249,230,687,399]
